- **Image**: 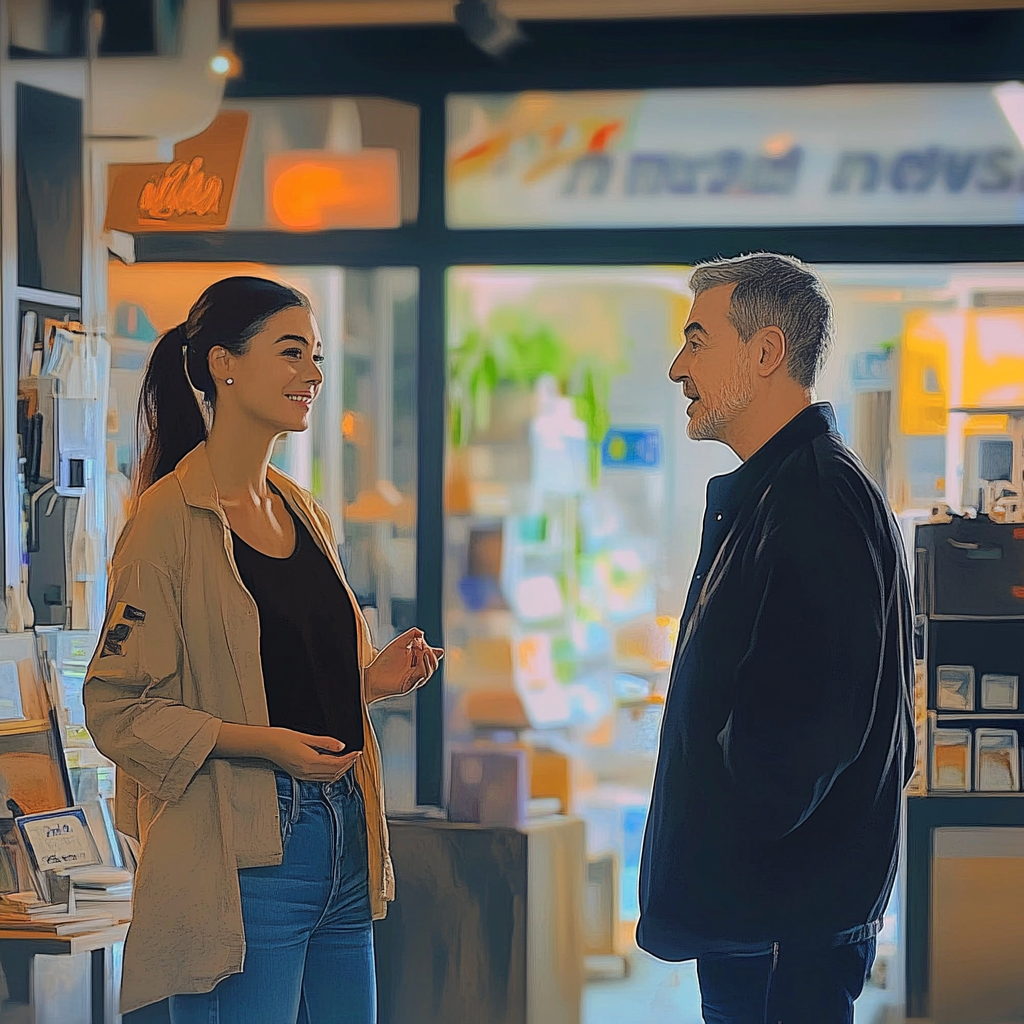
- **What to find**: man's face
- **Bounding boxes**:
[669,283,757,442]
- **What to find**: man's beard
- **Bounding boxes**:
[686,359,756,442]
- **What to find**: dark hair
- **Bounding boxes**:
[689,252,835,389]
[135,276,308,494]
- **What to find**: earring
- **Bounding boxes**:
[225,378,234,385]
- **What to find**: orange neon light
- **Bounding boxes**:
[138,157,223,220]
[266,151,400,231]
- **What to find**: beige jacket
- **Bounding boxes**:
[83,444,395,1014]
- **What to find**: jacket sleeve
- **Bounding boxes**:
[83,558,222,804]
[718,499,888,842]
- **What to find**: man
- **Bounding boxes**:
[637,253,915,1024]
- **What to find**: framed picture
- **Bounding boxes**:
[15,806,102,875]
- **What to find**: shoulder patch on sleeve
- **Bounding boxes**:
[101,623,132,657]
[100,603,146,657]
[121,604,146,623]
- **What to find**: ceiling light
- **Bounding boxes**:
[209,46,241,78]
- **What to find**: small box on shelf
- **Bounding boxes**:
[974,730,1020,792]
[929,719,972,792]
[936,665,975,712]
[981,673,1019,711]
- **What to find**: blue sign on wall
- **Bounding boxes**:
[601,428,661,469]
[850,351,893,392]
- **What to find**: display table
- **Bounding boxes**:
[0,923,127,1024]
[906,795,1024,1022]
[375,815,586,1024]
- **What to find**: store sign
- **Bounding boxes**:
[105,110,249,232]
[265,150,401,230]
[447,86,1024,228]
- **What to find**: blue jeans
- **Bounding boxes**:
[169,770,376,1024]
[697,937,876,1024]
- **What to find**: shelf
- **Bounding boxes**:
[16,287,81,309]
[935,712,1024,720]
[0,719,52,737]
[0,922,128,953]
[924,791,1024,797]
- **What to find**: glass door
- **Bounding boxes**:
[443,261,1024,1019]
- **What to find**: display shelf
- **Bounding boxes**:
[936,712,1024,721]
[14,286,81,309]
[925,790,1024,798]
[0,719,52,737]
[0,922,128,955]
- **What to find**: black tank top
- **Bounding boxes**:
[230,489,364,754]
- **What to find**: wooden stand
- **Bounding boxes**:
[0,924,127,1024]
[375,815,586,1024]
[905,795,1024,1021]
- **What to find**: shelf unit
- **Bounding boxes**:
[0,719,51,738]
[908,514,1024,1019]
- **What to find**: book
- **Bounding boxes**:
[74,899,131,922]
[0,914,116,937]
[65,866,131,887]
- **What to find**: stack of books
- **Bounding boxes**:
[0,891,117,936]
[66,866,132,923]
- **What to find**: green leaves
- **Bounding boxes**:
[449,314,617,487]
[450,318,573,446]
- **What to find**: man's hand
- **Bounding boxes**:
[365,628,444,702]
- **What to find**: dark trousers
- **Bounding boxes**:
[696,938,876,1024]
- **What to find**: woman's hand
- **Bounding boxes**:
[365,628,444,702]
[256,726,360,782]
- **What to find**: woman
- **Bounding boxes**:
[84,277,442,1023]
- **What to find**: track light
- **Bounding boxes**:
[454,0,525,59]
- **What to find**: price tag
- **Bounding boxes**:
[16,807,102,872]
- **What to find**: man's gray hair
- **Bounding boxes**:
[689,252,834,389]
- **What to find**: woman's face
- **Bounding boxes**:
[213,305,325,434]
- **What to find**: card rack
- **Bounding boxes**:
[916,517,1024,794]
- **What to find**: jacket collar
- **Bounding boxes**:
[173,442,313,522]
[708,402,838,511]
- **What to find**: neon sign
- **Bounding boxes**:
[138,157,224,220]
[105,110,248,232]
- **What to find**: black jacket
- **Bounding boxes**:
[637,404,915,956]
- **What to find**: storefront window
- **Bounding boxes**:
[447,85,1024,229]
[104,261,420,811]
[443,261,1024,946]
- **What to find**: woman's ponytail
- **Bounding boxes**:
[134,324,207,496]
[133,276,308,498]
